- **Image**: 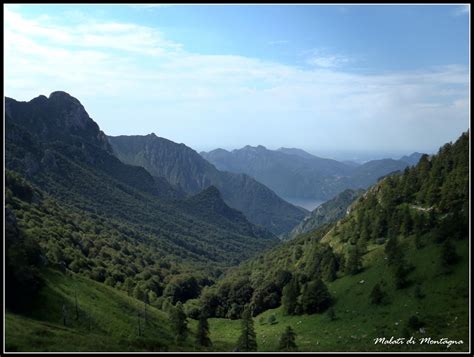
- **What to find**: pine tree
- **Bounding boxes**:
[236,306,257,352]
[345,246,362,275]
[441,240,459,269]
[370,282,386,305]
[124,278,134,296]
[170,301,188,343]
[400,205,413,236]
[372,215,387,241]
[322,255,338,282]
[282,277,300,315]
[196,310,212,347]
[384,236,402,266]
[278,326,298,352]
[413,213,425,236]
[300,278,332,314]
[133,285,145,301]
[394,261,411,289]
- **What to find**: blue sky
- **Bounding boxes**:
[4,4,470,159]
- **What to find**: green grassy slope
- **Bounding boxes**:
[6,231,468,352]
[207,237,469,352]
[5,269,199,352]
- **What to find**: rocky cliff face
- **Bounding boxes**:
[6,91,111,153]
[5,91,181,200]
[109,133,215,194]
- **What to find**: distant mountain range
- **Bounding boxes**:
[108,135,308,235]
[201,145,424,201]
[399,152,424,166]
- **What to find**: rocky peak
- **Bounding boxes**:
[6,92,111,153]
[48,91,90,130]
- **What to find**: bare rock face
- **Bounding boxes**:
[49,91,90,130]
[6,91,112,153]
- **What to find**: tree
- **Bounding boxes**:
[394,261,411,289]
[384,236,402,266]
[413,213,426,236]
[400,206,413,236]
[322,256,338,282]
[278,326,298,352]
[133,285,145,301]
[300,278,332,314]
[123,278,134,296]
[236,306,257,352]
[441,240,459,269]
[282,277,300,315]
[170,302,188,343]
[345,246,362,275]
[5,207,43,312]
[370,282,387,305]
[371,215,387,241]
[196,310,212,347]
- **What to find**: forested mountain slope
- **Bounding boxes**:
[284,188,364,240]
[5,92,279,312]
[108,134,308,235]
[194,132,469,352]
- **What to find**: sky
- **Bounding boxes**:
[4,4,470,160]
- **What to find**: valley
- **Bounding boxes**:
[280,197,325,211]
[4,4,469,353]
[4,92,470,353]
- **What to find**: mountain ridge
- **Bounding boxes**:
[108,134,308,235]
[201,145,416,201]
[5,92,279,283]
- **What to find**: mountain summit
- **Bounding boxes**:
[6,91,111,153]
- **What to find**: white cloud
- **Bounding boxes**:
[452,5,469,16]
[4,7,470,153]
[305,49,352,68]
[307,55,350,68]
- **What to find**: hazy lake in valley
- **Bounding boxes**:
[283,197,326,211]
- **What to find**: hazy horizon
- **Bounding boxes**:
[5,4,470,157]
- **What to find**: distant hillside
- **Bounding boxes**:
[340,158,409,188]
[277,147,318,160]
[284,189,364,240]
[399,152,424,166]
[108,134,308,235]
[201,145,412,201]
